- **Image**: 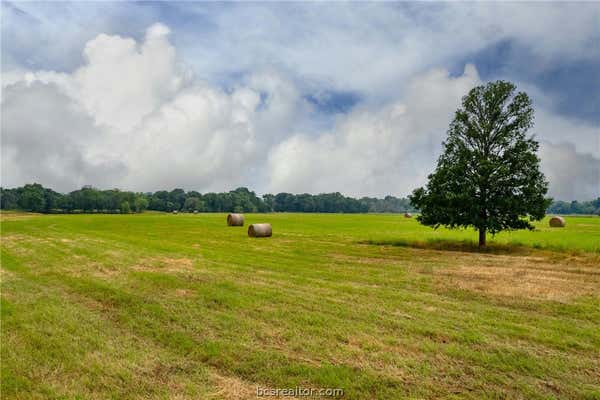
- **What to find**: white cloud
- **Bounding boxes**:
[75,23,189,132]
[1,81,126,190]
[1,26,303,193]
[266,62,599,198]
[170,2,600,101]
[532,109,600,158]
[266,65,481,197]
[123,84,261,192]
[540,142,600,201]
[2,23,598,201]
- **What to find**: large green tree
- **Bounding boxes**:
[410,81,551,247]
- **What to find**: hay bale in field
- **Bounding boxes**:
[172,210,178,214]
[549,216,566,227]
[404,213,412,218]
[248,223,272,237]
[193,210,198,214]
[227,213,244,226]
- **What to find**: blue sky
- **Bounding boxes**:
[2,2,599,199]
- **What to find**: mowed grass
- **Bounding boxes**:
[1,212,599,399]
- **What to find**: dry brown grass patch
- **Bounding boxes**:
[175,288,193,297]
[88,264,121,279]
[132,257,196,273]
[0,212,42,221]
[1,234,45,257]
[1,233,45,246]
[431,252,600,301]
[0,267,16,280]
[209,370,259,400]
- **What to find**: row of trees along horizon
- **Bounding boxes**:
[1,183,598,215]
[0,184,414,214]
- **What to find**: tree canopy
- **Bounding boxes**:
[1,185,415,214]
[410,81,551,246]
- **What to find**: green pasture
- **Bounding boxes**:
[1,212,599,399]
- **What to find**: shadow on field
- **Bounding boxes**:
[359,238,533,255]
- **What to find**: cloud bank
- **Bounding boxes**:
[2,15,598,200]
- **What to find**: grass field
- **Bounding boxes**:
[1,212,599,399]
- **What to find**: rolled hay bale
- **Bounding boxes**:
[193,210,199,214]
[404,213,412,218]
[248,223,272,238]
[549,216,566,228]
[172,210,178,214]
[227,213,245,226]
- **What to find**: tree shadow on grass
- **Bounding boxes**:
[358,238,535,255]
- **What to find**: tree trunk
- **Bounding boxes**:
[478,228,486,247]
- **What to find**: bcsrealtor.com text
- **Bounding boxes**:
[256,386,344,397]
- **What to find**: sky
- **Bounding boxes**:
[1,2,599,200]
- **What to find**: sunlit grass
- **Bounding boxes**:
[1,212,599,399]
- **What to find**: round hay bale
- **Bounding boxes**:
[549,216,566,228]
[193,210,198,214]
[172,210,178,214]
[248,223,272,238]
[404,213,412,218]
[227,213,244,226]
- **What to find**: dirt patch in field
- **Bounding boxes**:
[431,252,600,302]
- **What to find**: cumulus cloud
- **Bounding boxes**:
[1,24,305,193]
[540,142,600,201]
[120,66,318,192]
[266,65,481,197]
[264,61,599,198]
[1,81,126,190]
[75,23,188,131]
[1,21,598,201]
[532,109,600,158]
[123,84,261,191]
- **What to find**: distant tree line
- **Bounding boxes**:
[0,184,149,214]
[264,192,368,213]
[359,196,418,213]
[546,199,600,215]
[1,183,598,214]
[147,187,270,213]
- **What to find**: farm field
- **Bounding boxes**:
[1,212,599,399]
